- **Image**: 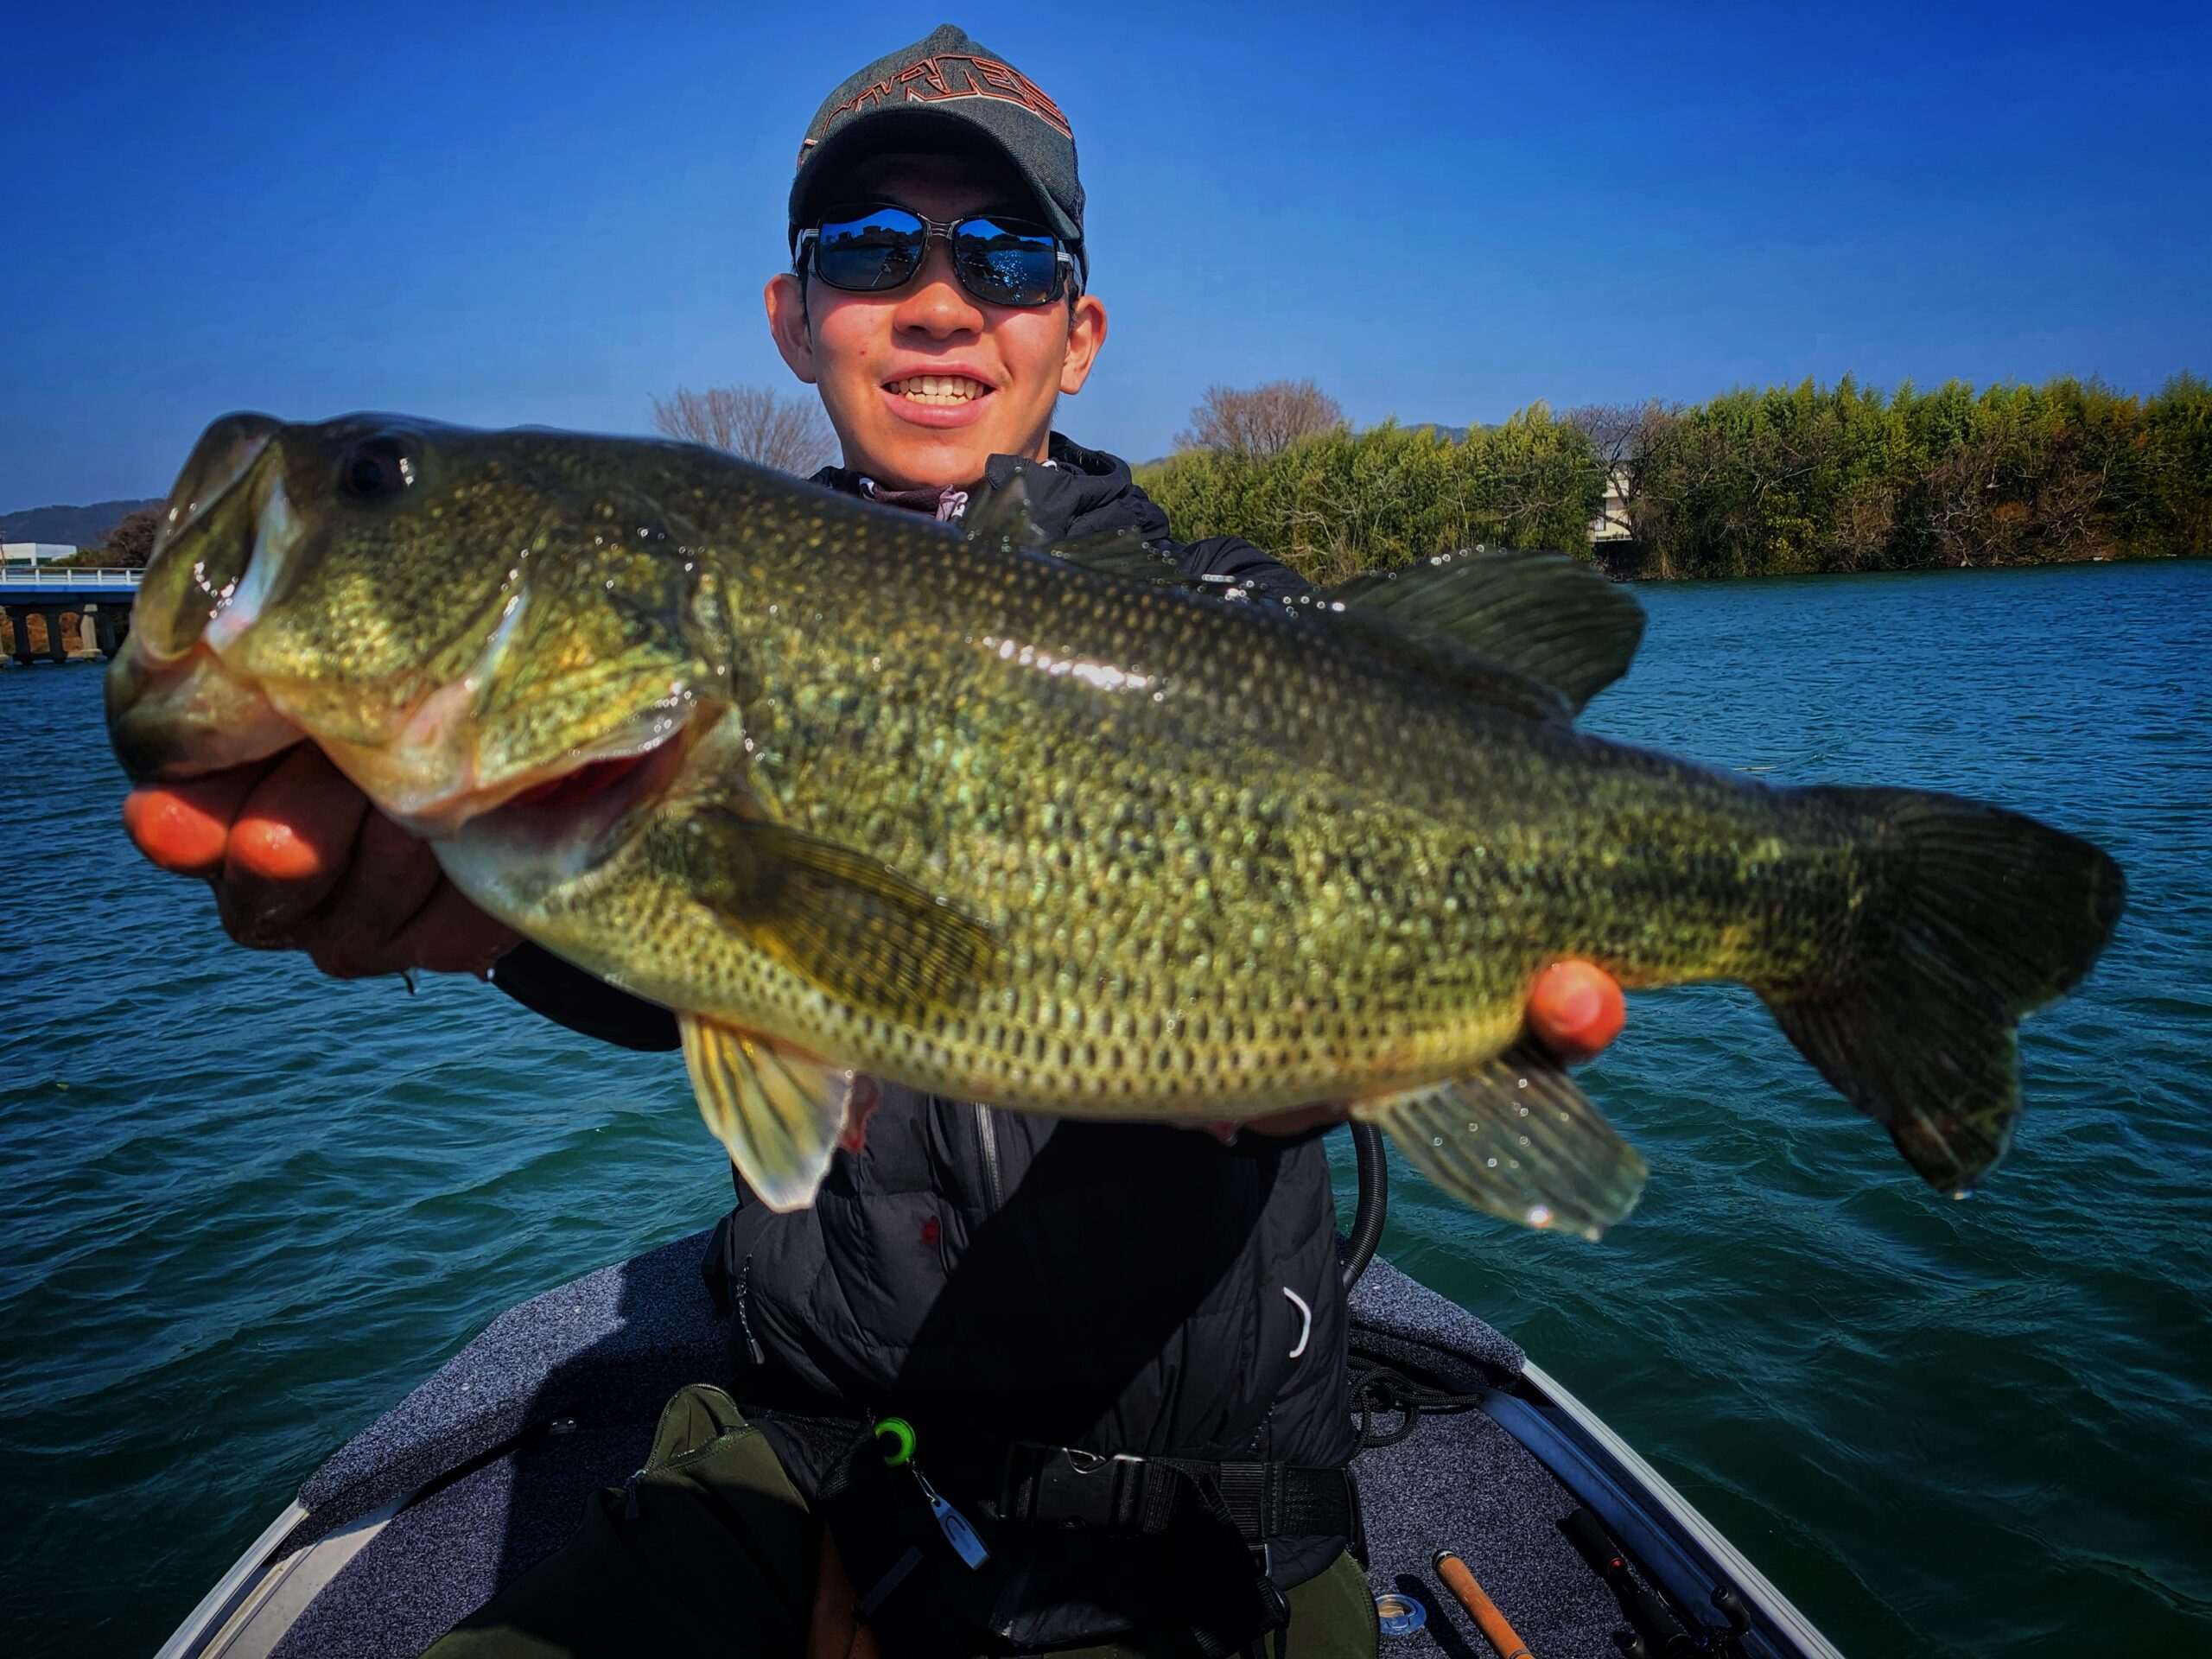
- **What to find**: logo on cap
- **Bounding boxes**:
[799,52,1071,168]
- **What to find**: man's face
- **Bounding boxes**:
[766,152,1107,491]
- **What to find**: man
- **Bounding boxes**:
[124,25,1624,1656]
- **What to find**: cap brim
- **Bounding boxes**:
[788,107,1082,248]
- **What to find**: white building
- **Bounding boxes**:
[1588,467,1632,543]
[2,543,78,564]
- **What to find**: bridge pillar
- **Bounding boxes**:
[39,607,68,664]
[89,603,128,659]
[3,605,35,666]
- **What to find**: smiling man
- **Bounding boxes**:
[124,23,1624,1659]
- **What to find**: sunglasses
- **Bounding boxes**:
[797,201,1077,308]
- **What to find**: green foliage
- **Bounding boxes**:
[1625,375,2209,579]
[67,505,164,567]
[1139,377,2208,582]
[1139,405,1602,584]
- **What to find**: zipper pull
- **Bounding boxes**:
[912,1465,991,1569]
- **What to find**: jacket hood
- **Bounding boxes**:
[812,433,1172,543]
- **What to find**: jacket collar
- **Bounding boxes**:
[811,432,1170,544]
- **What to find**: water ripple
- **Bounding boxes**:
[4,561,2210,1656]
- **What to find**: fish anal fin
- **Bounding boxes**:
[1311,550,1646,717]
[679,1014,851,1211]
[1353,1042,1647,1239]
[659,804,998,1022]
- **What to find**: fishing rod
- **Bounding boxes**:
[1563,1506,1751,1657]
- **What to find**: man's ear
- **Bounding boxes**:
[1058,294,1108,397]
[765,272,817,385]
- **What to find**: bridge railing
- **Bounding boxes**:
[0,566,142,590]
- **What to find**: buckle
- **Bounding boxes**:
[1002,1444,1145,1530]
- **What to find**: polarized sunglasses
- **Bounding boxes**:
[797,202,1077,308]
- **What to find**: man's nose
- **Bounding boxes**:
[893,238,983,338]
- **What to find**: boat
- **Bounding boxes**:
[158,1128,1845,1658]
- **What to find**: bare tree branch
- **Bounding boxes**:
[1175,380,1344,457]
[652,384,839,475]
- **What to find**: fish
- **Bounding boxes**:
[107,412,2126,1238]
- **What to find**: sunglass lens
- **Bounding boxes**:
[952,217,1062,306]
[814,206,925,292]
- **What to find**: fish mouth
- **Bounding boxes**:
[107,412,312,783]
[105,639,303,784]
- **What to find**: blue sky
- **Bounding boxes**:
[5,0,2207,510]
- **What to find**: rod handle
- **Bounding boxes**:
[1433,1548,1535,1659]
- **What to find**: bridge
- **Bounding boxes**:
[0,566,139,664]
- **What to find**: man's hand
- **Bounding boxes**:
[807,1529,881,1659]
[1203,958,1626,1142]
[122,747,518,979]
[1522,957,1628,1062]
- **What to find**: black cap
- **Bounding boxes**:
[789,24,1085,279]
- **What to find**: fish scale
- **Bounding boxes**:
[108,413,2126,1238]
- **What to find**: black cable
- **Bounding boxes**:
[1341,1122,1388,1293]
[1344,1354,1488,1449]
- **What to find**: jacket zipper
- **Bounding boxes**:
[972,1103,1006,1214]
[734,1252,766,1366]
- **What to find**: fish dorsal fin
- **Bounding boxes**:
[1045,527,1184,582]
[1306,549,1645,717]
[963,473,1043,552]
[966,474,1184,582]
[679,1015,849,1210]
[659,804,998,1023]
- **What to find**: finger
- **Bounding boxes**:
[301,811,446,979]
[122,763,276,877]
[1527,958,1626,1063]
[384,880,519,977]
[225,747,369,925]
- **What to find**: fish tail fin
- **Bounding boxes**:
[1764,789,2124,1193]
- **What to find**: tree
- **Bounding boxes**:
[1140,407,1600,584]
[1566,401,1679,548]
[652,384,839,475]
[1174,379,1344,457]
[61,505,165,567]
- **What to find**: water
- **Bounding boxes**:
[3,561,2208,1656]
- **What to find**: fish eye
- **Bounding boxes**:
[340,436,416,502]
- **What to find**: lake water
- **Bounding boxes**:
[2,560,2207,1656]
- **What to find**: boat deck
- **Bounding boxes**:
[176,1229,1820,1658]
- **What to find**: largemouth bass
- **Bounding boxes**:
[108,414,2126,1237]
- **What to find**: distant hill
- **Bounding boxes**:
[0,498,162,548]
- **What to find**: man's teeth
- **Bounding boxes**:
[888,375,989,404]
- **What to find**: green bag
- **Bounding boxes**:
[429,1384,816,1659]
[429,1384,1376,1659]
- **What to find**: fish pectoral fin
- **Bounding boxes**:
[1354,1043,1648,1239]
[671,805,997,1021]
[679,1014,851,1211]
[1318,550,1646,717]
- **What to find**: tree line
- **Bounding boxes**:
[1140,374,2210,583]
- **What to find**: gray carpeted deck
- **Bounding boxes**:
[269,1231,1640,1658]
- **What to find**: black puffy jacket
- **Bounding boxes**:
[493,435,1357,1635]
